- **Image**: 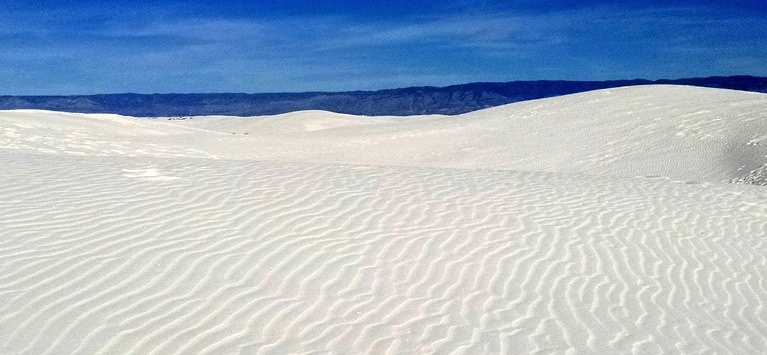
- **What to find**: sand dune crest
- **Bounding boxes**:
[1,86,766,353]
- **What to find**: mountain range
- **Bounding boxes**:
[2,75,766,117]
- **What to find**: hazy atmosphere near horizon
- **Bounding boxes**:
[2,0,766,94]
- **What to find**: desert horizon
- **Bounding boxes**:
[2,85,766,353]
[3,0,766,353]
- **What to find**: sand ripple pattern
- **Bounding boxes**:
[1,153,765,354]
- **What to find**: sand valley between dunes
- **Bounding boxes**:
[1,85,766,354]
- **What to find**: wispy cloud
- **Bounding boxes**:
[0,2,764,94]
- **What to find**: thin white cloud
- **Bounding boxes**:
[0,3,764,94]
[314,12,569,52]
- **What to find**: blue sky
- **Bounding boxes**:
[2,1,765,94]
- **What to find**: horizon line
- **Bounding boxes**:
[3,74,765,97]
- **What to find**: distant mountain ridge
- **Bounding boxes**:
[1,75,766,117]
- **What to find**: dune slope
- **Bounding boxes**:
[1,86,766,354]
[4,85,766,184]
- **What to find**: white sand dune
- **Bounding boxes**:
[1,85,766,354]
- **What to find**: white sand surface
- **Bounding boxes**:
[1,85,766,354]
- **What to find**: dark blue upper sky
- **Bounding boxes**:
[2,0,765,94]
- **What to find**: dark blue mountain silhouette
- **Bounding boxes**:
[1,75,765,117]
